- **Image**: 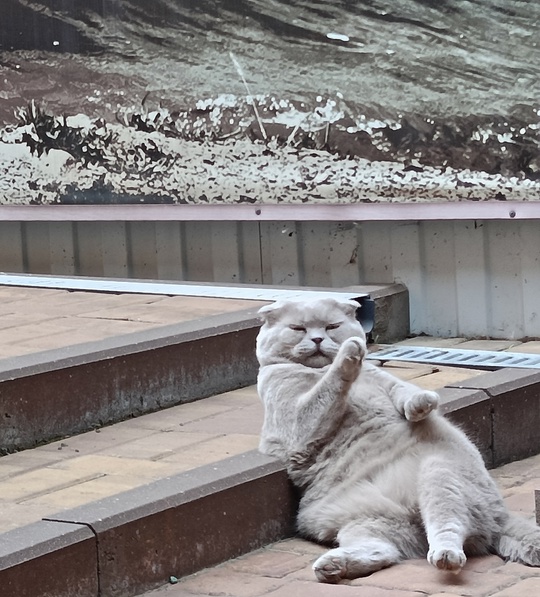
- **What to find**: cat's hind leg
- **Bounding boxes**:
[496,513,540,567]
[312,513,425,583]
[418,455,472,573]
[313,537,400,583]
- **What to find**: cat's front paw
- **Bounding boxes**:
[404,390,439,422]
[335,337,366,382]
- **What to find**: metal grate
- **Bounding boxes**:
[367,345,540,370]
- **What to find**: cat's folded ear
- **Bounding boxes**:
[332,298,360,318]
[258,302,284,325]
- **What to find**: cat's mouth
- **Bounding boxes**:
[305,349,332,367]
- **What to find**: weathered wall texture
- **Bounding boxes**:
[0,219,538,339]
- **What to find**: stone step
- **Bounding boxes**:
[0,281,408,453]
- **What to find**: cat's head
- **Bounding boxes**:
[256,297,365,367]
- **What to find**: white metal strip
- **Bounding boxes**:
[0,273,367,302]
[0,201,537,222]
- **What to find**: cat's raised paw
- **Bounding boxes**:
[405,390,439,422]
[428,547,466,573]
[334,337,366,381]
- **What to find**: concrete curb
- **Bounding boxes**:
[0,284,409,454]
[0,308,263,453]
[0,520,98,597]
[1,451,297,597]
[447,368,540,467]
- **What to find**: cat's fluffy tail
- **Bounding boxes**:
[495,514,540,566]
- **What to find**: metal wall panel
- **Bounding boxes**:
[1,219,539,339]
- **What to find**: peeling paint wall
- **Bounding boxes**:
[0,220,538,339]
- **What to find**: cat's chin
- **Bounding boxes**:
[301,353,333,368]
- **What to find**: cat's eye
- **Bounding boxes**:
[289,324,306,332]
[326,323,341,331]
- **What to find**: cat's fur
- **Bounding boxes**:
[256,297,540,583]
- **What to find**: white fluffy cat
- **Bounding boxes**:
[256,297,540,583]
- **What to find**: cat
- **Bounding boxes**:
[256,296,540,583]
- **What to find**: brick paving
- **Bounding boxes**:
[144,453,540,597]
[0,385,262,533]
[0,286,265,358]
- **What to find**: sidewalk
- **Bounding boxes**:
[143,455,540,597]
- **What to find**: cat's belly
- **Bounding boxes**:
[300,419,423,507]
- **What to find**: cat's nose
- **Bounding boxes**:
[312,337,323,345]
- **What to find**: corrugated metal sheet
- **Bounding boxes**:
[0,219,538,339]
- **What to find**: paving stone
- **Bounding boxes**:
[412,367,485,391]
[268,537,327,557]
[393,337,468,348]
[457,339,523,351]
[0,467,106,502]
[502,480,539,516]
[0,502,52,534]
[492,453,540,487]
[13,321,155,351]
[510,341,540,354]
[22,474,141,509]
[351,560,517,596]
[462,555,507,573]
[227,547,314,578]
[0,313,59,331]
[380,363,439,381]
[180,404,264,435]
[499,561,540,577]
[166,567,286,597]
[46,454,172,479]
[0,449,71,472]
[160,434,261,469]
[264,581,425,596]
[76,296,263,324]
[208,385,260,406]
[37,425,154,456]
[113,401,236,432]
[98,431,218,460]
[490,577,540,596]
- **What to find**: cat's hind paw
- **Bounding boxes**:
[405,390,439,422]
[428,547,466,573]
[313,556,347,584]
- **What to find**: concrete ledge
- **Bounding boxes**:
[437,387,493,467]
[45,451,297,597]
[0,283,409,454]
[0,520,97,597]
[352,283,409,343]
[0,308,262,453]
[448,368,540,467]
